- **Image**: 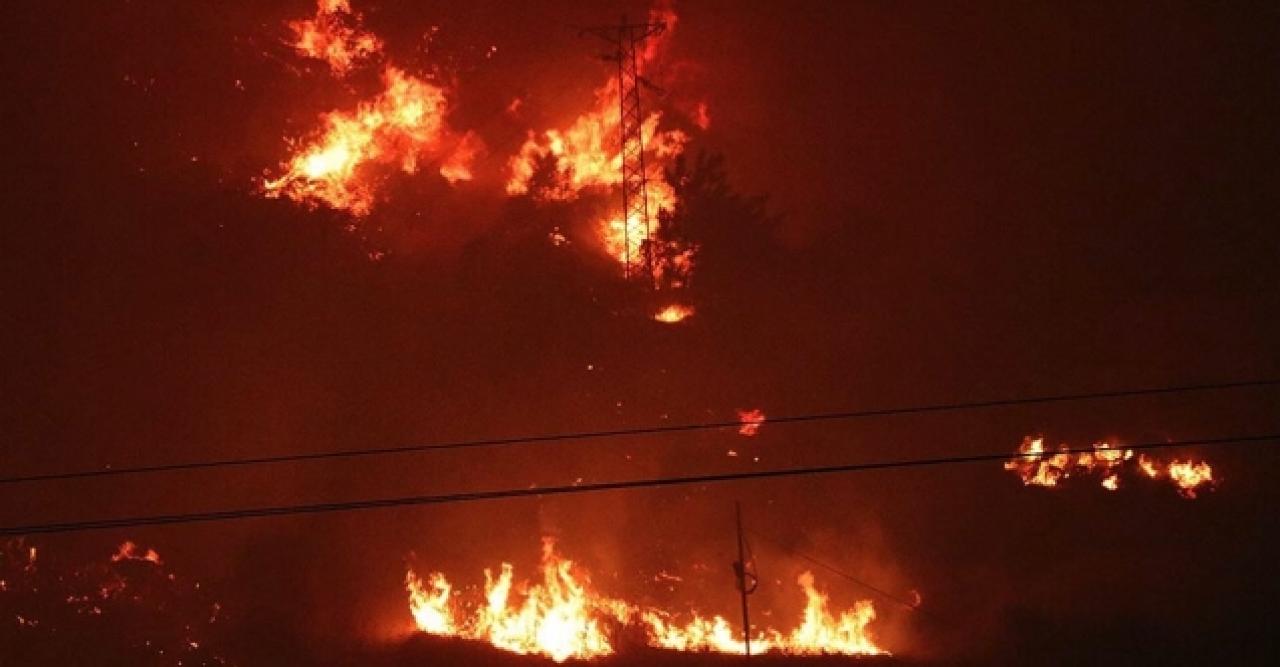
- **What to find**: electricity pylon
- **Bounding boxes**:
[581,17,666,283]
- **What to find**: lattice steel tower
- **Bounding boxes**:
[581,17,667,282]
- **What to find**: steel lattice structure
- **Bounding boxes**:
[581,18,666,282]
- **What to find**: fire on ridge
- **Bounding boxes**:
[262,0,478,216]
[261,1,706,324]
[1004,436,1216,498]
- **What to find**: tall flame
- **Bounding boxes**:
[654,303,695,323]
[264,67,452,215]
[406,538,887,660]
[1005,436,1216,498]
[264,2,480,216]
[406,538,624,662]
[505,6,698,286]
[640,572,882,656]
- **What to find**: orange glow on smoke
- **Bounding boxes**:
[1005,436,1216,498]
[287,0,382,75]
[406,538,886,661]
[653,303,694,323]
[737,409,766,436]
[263,66,454,215]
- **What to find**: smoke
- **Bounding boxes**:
[4,0,1279,665]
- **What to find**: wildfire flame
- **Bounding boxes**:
[439,130,483,185]
[505,6,698,286]
[264,67,455,215]
[1005,436,1216,499]
[287,0,382,75]
[737,408,766,436]
[406,538,623,662]
[264,2,479,216]
[111,541,162,566]
[654,303,695,323]
[406,538,886,661]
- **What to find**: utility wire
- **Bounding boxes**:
[3,378,1277,486]
[0,432,1273,537]
[746,527,930,616]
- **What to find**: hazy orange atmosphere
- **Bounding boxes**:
[3,1,1279,665]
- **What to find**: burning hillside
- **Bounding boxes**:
[406,538,887,662]
[259,0,703,319]
[1005,436,1216,498]
[262,0,478,215]
[504,5,697,289]
[6,0,1278,665]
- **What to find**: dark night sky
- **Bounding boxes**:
[3,1,1280,664]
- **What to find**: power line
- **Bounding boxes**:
[745,527,930,617]
[3,378,1277,487]
[0,432,1272,537]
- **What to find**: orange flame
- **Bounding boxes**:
[1005,436,1215,498]
[287,0,382,75]
[654,303,695,323]
[265,3,481,216]
[263,66,456,215]
[737,408,766,436]
[505,6,696,285]
[1137,455,1216,499]
[406,539,887,660]
[439,131,483,185]
[111,541,162,566]
[406,538,624,662]
[641,572,882,656]
[406,571,455,635]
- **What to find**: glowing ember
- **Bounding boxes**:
[406,538,886,660]
[641,572,882,656]
[692,101,712,130]
[654,303,694,323]
[737,408,766,436]
[287,0,382,75]
[111,541,162,566]
[2,540,226,664]
[263,66,453,215]
[1005,436,1216,498]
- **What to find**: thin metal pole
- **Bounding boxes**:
[735,501,752,658]
[629,26,655,286]
[616,19,630,279]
